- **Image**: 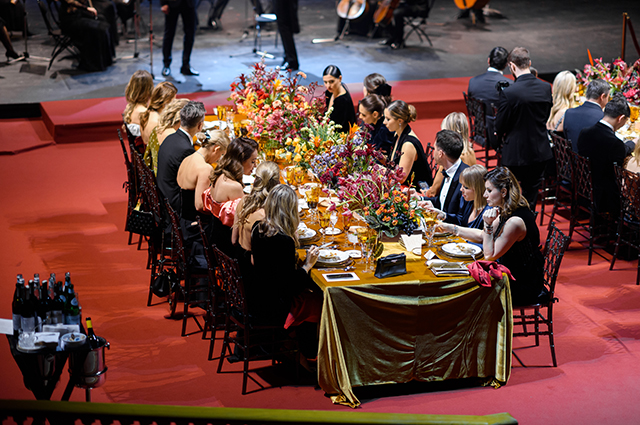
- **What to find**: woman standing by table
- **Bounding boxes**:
[384,99,433,188]
[448,166,544,305]
[323,65,357,133]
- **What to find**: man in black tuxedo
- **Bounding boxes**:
[467,46,511,147]
[157,101,205,212]
[563,78,609,151]
[161,0,198,77]
[577,96,635,217]
[274,0,299,70]
[424,130,470,224]
[495,47,553,209]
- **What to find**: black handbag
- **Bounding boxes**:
[374,253,407,279]
[125,208,155,236]
[152,269,179,298]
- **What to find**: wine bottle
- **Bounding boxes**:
[51,281,64,325]
[30,279,42,332]
[39,280,51,326]
[11,276,24,336]
[21,282,36,334]
[64,283,81,325]
[85,317,100,349]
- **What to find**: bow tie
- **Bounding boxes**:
[442,170,450,179]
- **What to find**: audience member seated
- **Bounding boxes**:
[563,78,609,151]
[626,141,640,175]
[384,99,432,188]
[123,70,154,137]
[323,65,357,133]
[231,161,281,265]
[422,130,469,223]
[467,46,511,147]
[157,101,204,213]
[450,167,544,305]
[427,112,477,197]
[363,73,393,105]
[439,164,489,231]
[381,0,430,50]
[142,82,178,170]
[0,16,18,59]
[156,98,189,147]
[58,0,115,72]
[0,0,26,35]
[546,71,577,133]
[203,137,258,256]
[358,94,392,155]
[577,95,635,219]
[177,129,229,238]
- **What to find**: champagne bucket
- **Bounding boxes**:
[68,336,110,389]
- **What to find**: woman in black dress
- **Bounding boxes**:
[323,65,357,133]
[358,94,393,155]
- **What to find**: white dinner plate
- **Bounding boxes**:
[441,242,482,258]
[297,227,317,240]
[204,120,228,131]
[318,249,350,264]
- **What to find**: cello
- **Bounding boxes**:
[336,0,369,21]
[373,0,401,26]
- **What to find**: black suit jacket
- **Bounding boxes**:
[428,161,470,224]
[563,101,604,152]
[468,70,511,147]
[577,121,634,214]
[495,73,553,167]
[157,130,195,212]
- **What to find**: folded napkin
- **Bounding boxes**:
[467,260,515,287]
[427,259,469,276]
[400,234,424,254]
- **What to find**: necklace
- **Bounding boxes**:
[196,149,206,160]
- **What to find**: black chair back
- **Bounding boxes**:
[425,142,436,182]
[542,222,571,300]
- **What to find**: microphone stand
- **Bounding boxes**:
[9,0,49,64]
[312,0,354,44]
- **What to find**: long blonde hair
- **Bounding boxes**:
[123,70,153,124]
[460,164,487,211]
[235,161,281,226]
[140,82,178,131]
[256,184,300,247]
[198,129,230,151]
[156,98,189,135]
[547,71,577,127]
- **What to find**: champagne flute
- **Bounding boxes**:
[329,212,338,237]
[305,186,319,224]
[319,210,331,244]
[356,227,370,271]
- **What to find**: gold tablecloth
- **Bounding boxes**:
[310,253,512,408]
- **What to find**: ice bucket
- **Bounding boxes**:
[68,336,110,389]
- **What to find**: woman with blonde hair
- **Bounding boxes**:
[437,164,488,230]
[425,112,477,197]
[625,141,640,174]
[232,161,281,256]
[123,70,153,136]
[547,70,577,132]
[385,99,433,188]
[144,97,188,175]
[140,81,178,145]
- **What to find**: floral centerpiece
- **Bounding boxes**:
[228,61,325,151]
[577,57,640,104]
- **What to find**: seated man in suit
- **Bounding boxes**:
[577,95,635,219]
[467,46,511,147]
[563,78,609,152]
[422,129,471,224]
[157,101,205,213]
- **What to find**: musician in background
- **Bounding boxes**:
[274,0,299,70]
[382,0,430,50]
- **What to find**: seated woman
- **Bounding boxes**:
[449,166,544,305]
[177,130,230,239]
[58,0,114,72]
[323,65,357,132]
[546,70,577,133]
[203,137,258,256]
[384,99,433,188]
[123,70,153,137]
[358,94,393,155]
[625,141,640,174]
[0,17,18,60]
[249,184,320,329]
[231,161,280,264]
[141,82,177,170]
[436,164,488,229]
[426,112,477,197]
[363,73,393,105]
[157,98,189,144]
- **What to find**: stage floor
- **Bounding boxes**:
[0,0,638,105]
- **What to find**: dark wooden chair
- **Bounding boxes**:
[117,128,143,248]
[610,166,640,285]
[463,92,501,168]
[214,246,299,395]
[37,0,80,70]
[425,142,436,183]
[401,0,435,47]
[512,222,570,367]
[545,132,573,228]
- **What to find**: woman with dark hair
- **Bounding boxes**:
[363,73,392,105]
[323,65,357,132]
[384,99,432,188]
[358,94,393,155]
[449,166,544,305]
[203,137,258,255]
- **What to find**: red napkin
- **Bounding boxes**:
[467,260,515,287]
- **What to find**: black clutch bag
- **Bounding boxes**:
[374,253,407,279]
[125,208,156,236]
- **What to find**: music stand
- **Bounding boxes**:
[119,0,155,79]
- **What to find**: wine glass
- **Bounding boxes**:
[329,212,338,237]
[424,211,438,248]
[356,227,370,271]
[319,210,331,244]
[293,167,305,188]
[630,105,639,131]
[305,185,320,224]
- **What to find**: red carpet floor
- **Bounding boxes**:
[1,89,640,423]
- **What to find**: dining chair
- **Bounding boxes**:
[401,0,435,47]
[195,216,227,360]
[463,92,501,168]
[163,199,210,337]
[117,128,143,249]
[214,246,299,395]
[609,166,640,285]
[512,222,570,367]
[424,142,436,182]
[546,132,573,229]
[38,0,80,70]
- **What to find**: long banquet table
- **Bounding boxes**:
[305,231,513,408]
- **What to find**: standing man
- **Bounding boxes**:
[467,46,511,148]
[563,78,609,151]
[495,47,553,209]
[274,0,299,70]
[161,0,198,77]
